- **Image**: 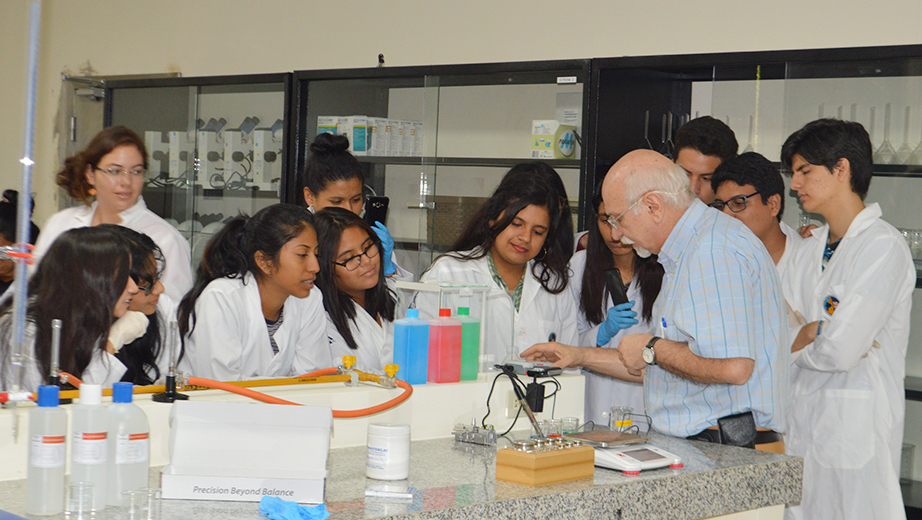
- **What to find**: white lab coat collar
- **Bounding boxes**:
[809,202,882,243]
[74,197,149,226]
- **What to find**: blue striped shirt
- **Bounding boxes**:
[645,200,789,437]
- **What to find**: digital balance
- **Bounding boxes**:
[593,445,683,475]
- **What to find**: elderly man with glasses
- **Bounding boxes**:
[523,149,789,451]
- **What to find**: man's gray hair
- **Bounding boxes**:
[622,162,696,211]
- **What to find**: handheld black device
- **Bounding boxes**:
[604,268,629,306]
[364,196,389,226]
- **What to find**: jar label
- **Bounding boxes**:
[115,432,149,465]
[72,431,107,465]
[367,445,389,471]
[30,434,65,468]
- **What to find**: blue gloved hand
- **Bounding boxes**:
[596,300,638,346]
[371,221,397,276]
[259,496,330,520]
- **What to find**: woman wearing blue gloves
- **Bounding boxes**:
[301,133,411,281]
[568,186,664,426]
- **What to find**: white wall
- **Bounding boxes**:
[3,0,922,224]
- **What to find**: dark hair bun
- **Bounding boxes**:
[0,190,33,216]
[310,132,350,155]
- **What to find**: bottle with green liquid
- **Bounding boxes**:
[456,307,481,381]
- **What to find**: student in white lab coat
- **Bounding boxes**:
[418,162,578,369]
[104,225,180,385]
[781,119,914,520]
[571,186,664,426]
[0,227,140,392]
[314,208,396,372]
[34,126,193,301]
[177,204,330,381]
[301,133,412,281]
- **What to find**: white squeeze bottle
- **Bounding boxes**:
[27,385,67,515]
[107,382,150,506]
[71,383,108,511]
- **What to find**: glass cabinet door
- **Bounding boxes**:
[106,75,289,266]
[293,61,589,278]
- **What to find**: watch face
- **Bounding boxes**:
[643,346,655,364]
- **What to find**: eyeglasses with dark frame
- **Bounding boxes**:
[333,240,379,271]
[135,273,162,296]
[93,166,147,179]
[708,192,761,213]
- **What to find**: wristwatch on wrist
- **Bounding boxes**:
[642,336,661,365]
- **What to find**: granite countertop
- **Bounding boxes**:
[0,433,802,520]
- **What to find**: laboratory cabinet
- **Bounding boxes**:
[103,73,293,265]
[585,44,922,512]
[289,60,591,277]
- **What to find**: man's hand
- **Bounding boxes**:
[521,341,584,369]
[617,332,653,376]
[799,224,818,239]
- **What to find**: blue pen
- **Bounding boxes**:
[661,318,667,329]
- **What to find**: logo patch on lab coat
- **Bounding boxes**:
[823,295,839,316]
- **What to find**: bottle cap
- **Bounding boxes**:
[79,384,102,406]
[368,422,411,436]
[112,382,134,403]
[406,309,419,318]
[439,308,451,317]
[36,385,60,407]
[457,307,470,316]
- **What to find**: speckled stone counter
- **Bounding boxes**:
[0,433,802,520]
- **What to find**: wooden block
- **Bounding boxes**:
[495,445,595,486]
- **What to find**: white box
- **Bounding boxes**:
[161,401,332,504]
[531,120,577,159]
[385,119,401,157]
[316,116,338,136]
[411,121,424,157]
[337,115,368,156]
[399,121,412,157]
[367,117,380,156]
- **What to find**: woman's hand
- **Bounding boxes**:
[596,300,638,346]
[371,221,397,276]
[107,311,149,353]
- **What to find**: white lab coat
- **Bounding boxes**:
[776,221,803,281]
[325,306,394,373]
[0,319,125,392]
[569,251,648,426]
[179,273,332,380]
[783,203,913,520]
[417,250,578,371]
[33,198,194,301]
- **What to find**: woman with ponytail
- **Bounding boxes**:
[177,204,330,380]
[33,126,192,300]
[301,132,411,280]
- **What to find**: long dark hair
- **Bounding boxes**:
[0,227,131,384]
[300,133,364,202]
[440,162,574,294]
[178,204,315,347]
[581,184,663,325]
[102,225,166,385]
[56,126,147,204]
[313,208,396,350]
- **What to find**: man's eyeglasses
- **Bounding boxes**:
[333,241,379,271]
[709,192,761,213]
[93,166,147,179]
[605,189,688,231]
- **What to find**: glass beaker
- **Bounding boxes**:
[609,406,634,432]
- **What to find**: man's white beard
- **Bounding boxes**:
[620,236,653,258]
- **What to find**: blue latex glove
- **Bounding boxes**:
[371,221,397,276]
[596,300,638,346]
[259,496,330,520]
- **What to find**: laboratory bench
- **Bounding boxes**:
[0,434,802,520]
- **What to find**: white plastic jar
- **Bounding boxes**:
[366,423,410,480]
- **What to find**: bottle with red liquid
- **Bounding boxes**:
[428,308,462,383]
